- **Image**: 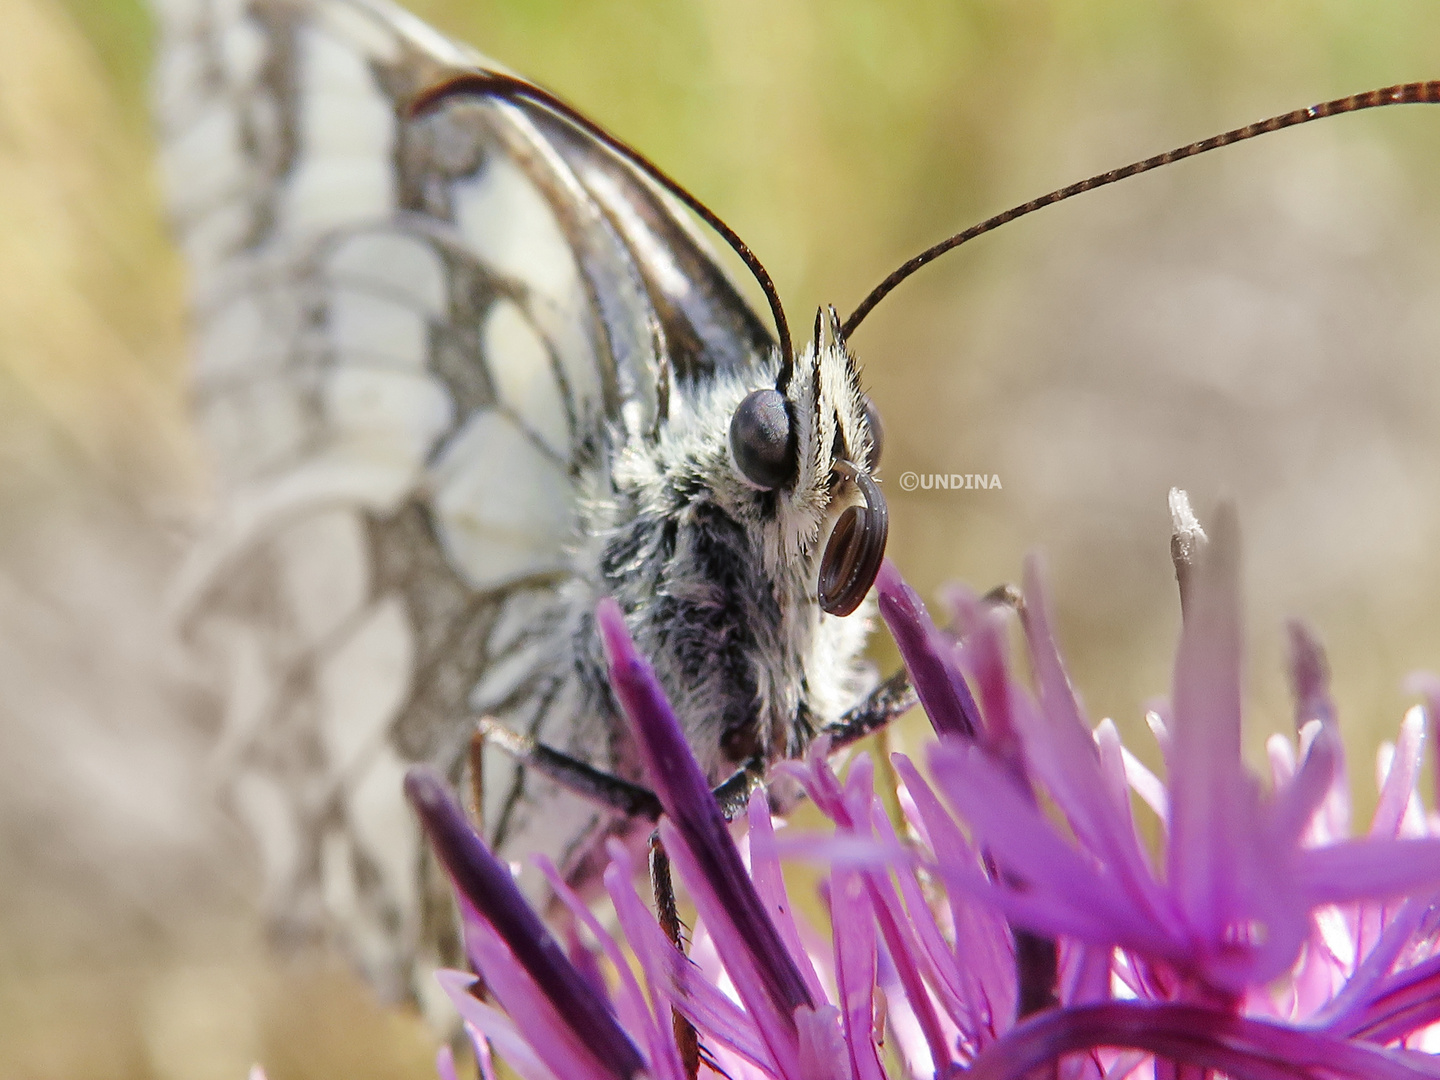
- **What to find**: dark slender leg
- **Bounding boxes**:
[649,833,700,1080]
[467,726,487,831]
[461,729,493,1071]
[477,717,663,820]
[817,667,916,751]
[476,717,767,824]
[479,663,922,825]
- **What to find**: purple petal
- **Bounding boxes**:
[1094,720,1161,883]
[1298,837,1440,905]
[660,818,807,1080]
[1287,621,1337,733]
[1372,708,1426,839]
[1165,502,1250,948]
[603,847,776,1075]
[474,1025,498,1080]
[876,559,982,739]
[437,969,568,1080]
[892,754,1017,1038]
[537,856,685,1080]
[746,791,828,1005]
[858,854,954,1067]
[948,584,1023,765]
[777,741,849,825]
[1408,672,1440,810]
[436,1045,460,1080]
[1317,893,1439,1029]
[1059,939,1114,1009]
[870,796,980,1042]
[1015,559,1176,935]
[829,757,954,1072]
[927,740,1176,955]
[967,1001,1440,1080]
[597,598,814,1039]
[405,767,645,1079]
[1328,954,1440,1044]
[1119,741,1169,825]
[1266,723,1338,849]
[796,1005,853,1080]
[829,868,887,1080]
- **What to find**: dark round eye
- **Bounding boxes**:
[818,460,889,616]
[729,388,796,490]
[863,395,883,468]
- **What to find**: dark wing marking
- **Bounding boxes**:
[153,0,772,1011]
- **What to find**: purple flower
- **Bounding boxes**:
[401,496,1440,1080]
[877,497,1440,1077]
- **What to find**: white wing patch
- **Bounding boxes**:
[454,154,580,302]
[314,0,405,62]
[453,148,607,422]
[284,29,395,233]
[197,286,300,383]
[484,299,570,458]
[344,743,419,945]
[316,598,413,774]
[324,231,448,315]
[237,771,307,914]
[327,292,430,368]
[430,409,572,589]
[220,16,269,85]
[324,366,453,454]
[161,104,248,222]
[271,508,370,644]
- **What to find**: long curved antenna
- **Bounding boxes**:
[843,81,1440,338]
[410,71,795,384]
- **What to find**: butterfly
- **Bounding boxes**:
[152,0,1440,1019]
[153,0,908,1011]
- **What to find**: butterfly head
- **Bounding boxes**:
[726,306,887,617]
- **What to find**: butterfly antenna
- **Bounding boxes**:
[410,72,796,384]
[843,81,1440,338]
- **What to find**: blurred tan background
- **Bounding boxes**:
[3,0,1440,1076]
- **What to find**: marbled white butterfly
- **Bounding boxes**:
[152,0,1440,1014]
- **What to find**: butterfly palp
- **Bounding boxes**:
[818,459,889,617]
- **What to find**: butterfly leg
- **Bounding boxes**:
[477,717,765,825]
[649,833,701,1080]
[477,717,664,819]
[816,667,917,751]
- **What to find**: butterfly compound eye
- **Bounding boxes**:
[818,460,889,616]
[730,388,796,489]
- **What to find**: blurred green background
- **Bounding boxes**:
[4,0,1440,1076]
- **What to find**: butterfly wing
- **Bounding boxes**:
[154,0,774,1005]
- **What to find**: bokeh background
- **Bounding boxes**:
[4,0,1440,1076]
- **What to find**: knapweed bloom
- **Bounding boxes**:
[406,497,1440,1080]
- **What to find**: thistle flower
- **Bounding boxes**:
[405,495,1440,1080]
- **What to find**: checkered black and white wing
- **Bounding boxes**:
[153,0,774,1006]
